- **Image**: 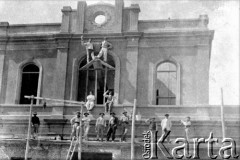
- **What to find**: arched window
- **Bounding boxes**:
[156,62,177,105]
[77,55,115,104]
[19,63,39,104]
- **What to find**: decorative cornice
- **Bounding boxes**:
[142,30,214,39]
[0,29,214,40]
[123,32,143,38]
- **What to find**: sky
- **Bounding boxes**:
[0,0,239,105]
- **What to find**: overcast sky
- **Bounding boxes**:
[0,0,239,105]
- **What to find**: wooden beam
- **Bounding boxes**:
[85,70,89,99]
[24,96,85,105]
[79,58,115,70]
[220,88,226,138]
[103,67,108,103]
[95,70,98,104]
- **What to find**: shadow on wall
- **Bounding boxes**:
[155,78,176,105]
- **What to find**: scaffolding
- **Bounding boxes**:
[24,95,137,160]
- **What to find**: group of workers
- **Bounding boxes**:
[146,114,191,143]
[81,36,112,63]
[85,90,114,113]
[31,111,191,143]
[70,111,129,142]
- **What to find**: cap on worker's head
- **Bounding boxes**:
[165,114,169,117]
[99,112,105,116]
[122,111,127,114]
[33,112,37,115]
[84,112,89,116]
[110,112,115,115]
[76,111,81,114]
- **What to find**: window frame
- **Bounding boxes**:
[151,59,181,105]
[156,62,177,105]
[16,59,42,105]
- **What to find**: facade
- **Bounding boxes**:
[0,1,239,160]
[0,0,214,110]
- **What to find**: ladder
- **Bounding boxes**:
[66,136,79,160]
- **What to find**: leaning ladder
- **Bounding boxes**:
[66,136,78,160]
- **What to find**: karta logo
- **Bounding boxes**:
[142,131,239,159]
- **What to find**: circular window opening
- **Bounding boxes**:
[95,15,106,25]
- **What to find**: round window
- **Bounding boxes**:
[94,15,106,25]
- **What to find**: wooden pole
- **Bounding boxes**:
[220,88,226,139]
[24,96,85,105]
[131,99,137,160]
[78,104,84,160]
[25,95,34,160]
[103,67,107,103]
[95,70,98,104]
[85,70,89,99]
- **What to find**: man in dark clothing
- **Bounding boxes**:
[106,112,118,142]
[145,117,158,131]
[32,112,40,139]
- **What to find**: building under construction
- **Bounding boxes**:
[0,0,239,159]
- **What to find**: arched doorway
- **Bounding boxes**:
[19,63,39,104]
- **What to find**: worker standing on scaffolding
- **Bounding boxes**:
[86,91,95,111]
[82,112,91,141]
[103,90,114,113]
[81,36,95,63]
[120,111,129,142]
[31,112,40,139]
[106,112,118,142]
[70,111,81,140]
[97,37,112,62]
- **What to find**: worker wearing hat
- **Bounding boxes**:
[31,112,40,139]
[106,112,119,142]
[145,117,158,131]
[180,116,191,141]
[160,114,172,143]
[97,37,112,62]
[82,112,91,141]
[70,111,81,140]
[95,113,106,141]
[120,111,129,142]
[103,90,114,113]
